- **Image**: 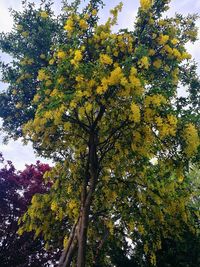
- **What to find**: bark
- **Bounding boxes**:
[59,106,103,266]
[58,218,79,267]
[76,206,90,267]
[76,132,98,267]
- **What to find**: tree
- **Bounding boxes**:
[0,0,58,139]
[0,0,199,266]
[107,166,200,267]
[0,153,60,266]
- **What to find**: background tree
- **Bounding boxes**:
[0,153,60,266]
[107,166,200,267]
[0,0,199,266]
[0,0,58,139]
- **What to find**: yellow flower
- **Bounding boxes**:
[96,85,105,95]
[51,201,58,211]
[130,103,141,123]
[92,9,98,16]
[16,24,23,31]
[183,123,199,157]
[99,54,113,65]
[71,50,83,66]
[74,50,83,61]
[49,59,54,65]
[148,49,156,56]
[172,48,182,60]
[57,51,66,59]
[158,34,169,45]
[181,52,192,60]
[33,94,40,103]
[85,102,93,113]
[120,77,129,87]
[138,224,145,235]
[138,56,150,69]
[64,19,74,32]
[40,11,48,19]
[171,38,179,45]
[45,80,52,87]
[58,76,65,84]
[64,122,71,131]
[15,102,22,109]
[140,0,153,11]
[153,59,162,69]
[21,31,29,37]
[145,94,167,107]
[130,66,137,75]
[37,69,47,81]
[163,44,173,55]
[150,253,156,266]
[108,67,123,85]
[79,19,88,30]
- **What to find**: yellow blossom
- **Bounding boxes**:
[120,77,129,87]
[85,102,93,113]
[163,44,173,55]
[183,123,199,157]
[140,0,153,11]
[150,253,156,266]
[15,102,22,109]
[138,224,145,235]
[57,51,66,59]
[79,19,88,30]
[64,19,74,32]
[181,52,192,60]
[171,38,179,45]
[37,69,47,81]
[108,67,123,85]
[45,80,52,87]
[130,66,137,75]
[99,54,113,65]
[172,48,182,60]
[72,50,83,64]
[153,59,162,69]
[21,31,29,37]
[130,103,141,123]
[40,11,48,19]
[12,89,17,95]
[92,9,98,16]
[148,49,156,56]
[64,122,71,131]
[145,94,167,107]
[51,201,58,211]
[16,24,23,31]
[49,59,54,65]
[158,34,169,45]
[138,56,150,69]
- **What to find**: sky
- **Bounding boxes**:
[0,0,199,170]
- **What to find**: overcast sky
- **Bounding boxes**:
[0,0,199,169]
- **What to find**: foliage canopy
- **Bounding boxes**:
[0,0,199,266]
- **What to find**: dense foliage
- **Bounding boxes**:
[0,154,60,266]
[0,0,199,266]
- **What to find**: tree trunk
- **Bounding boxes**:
[77,206,90,267]
[76,132,98,267]
[58,131,99,267]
